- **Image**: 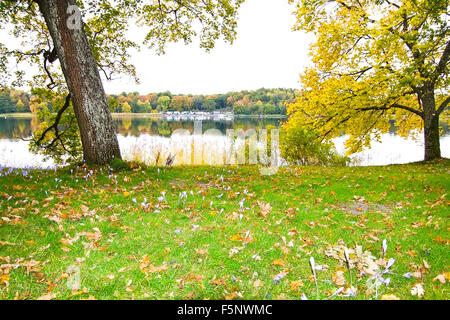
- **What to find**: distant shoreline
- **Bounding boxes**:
[0,113,36,118]
[234,114,287,119]
[111,113,163,118]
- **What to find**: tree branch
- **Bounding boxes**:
[334,0,376,23]
[437,96,450,115]
[433,39,450,83]
[357,103,424,118]
[320,115,351,141]
[391,103,424,117]
[35,93,71,147]
[42,48,58,89]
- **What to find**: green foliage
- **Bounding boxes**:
[108,158,132,172]
[202,98,217,112]
[2,87,298,116]
[137,0,245,54]
[108,88,299,114]
[15,98,25,112]
[280,124,348,166]
[0,91,14,114]
[107,96,121,113]
[28,89,82,165]
[157,96,171,112]
[0,89,31,114]
[121,102,131,113]
[230,88,298,115]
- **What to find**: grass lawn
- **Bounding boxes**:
[0,160,449,300]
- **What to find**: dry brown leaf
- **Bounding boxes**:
[257,201,272,219]
[290,280,304,291]
[195,249,209,255]
[381,294,400,300]
[432,273,446,284]
[410,283,425,298]
[37,293,57,300]
[332,271,346,286]
[271,259,286,266]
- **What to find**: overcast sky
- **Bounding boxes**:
[102,0,314,95]
[2,0,314,95]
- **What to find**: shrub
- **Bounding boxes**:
[280,124,348,166]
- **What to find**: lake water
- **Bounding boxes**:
[0,115,448,168]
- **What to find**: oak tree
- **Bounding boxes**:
[286,0,449,160]
[0,0,244,164]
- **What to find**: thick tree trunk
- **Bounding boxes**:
[37,0,121,164]
[421,85,441,161]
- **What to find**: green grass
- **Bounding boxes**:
[0,160,449,300]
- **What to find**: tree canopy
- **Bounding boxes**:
[107,88,298,114]
[1,0,244,89]
[0,88,299,116]
[285,0,449,160]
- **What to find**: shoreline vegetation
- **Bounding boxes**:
[0,160,448,300]
[0,88,298,116]
[0,113,37,118]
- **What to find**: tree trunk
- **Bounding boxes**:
[37,0,121,164]
[421,85,441,161]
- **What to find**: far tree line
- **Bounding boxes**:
[0,88,300,116]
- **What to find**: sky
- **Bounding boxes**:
[102,0,314,95]
[2,0,314,95]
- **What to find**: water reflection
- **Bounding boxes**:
[0,115,283,139]
[114,117,283,137]
[0,116,40,139]
[334,133,450,166]
[0,115,448,168]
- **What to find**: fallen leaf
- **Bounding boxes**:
[290,280,304,291]
[37,293,57,300]
[410,283,425,298]
[381,294,400,300]
[271,259,286,266]
[257,201,272,219]
[332,271,346,286]
[432,273,446,284]
[195,249,208,255]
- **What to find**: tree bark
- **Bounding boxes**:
[421,85,441,161]
[36,0,121,164]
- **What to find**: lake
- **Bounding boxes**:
[0,115,449,168]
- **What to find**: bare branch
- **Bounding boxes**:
[356,103,424,118]
[35,93,71,148]
[437,96,450,115]
[42,47,58,89]
[433,39,450,83]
